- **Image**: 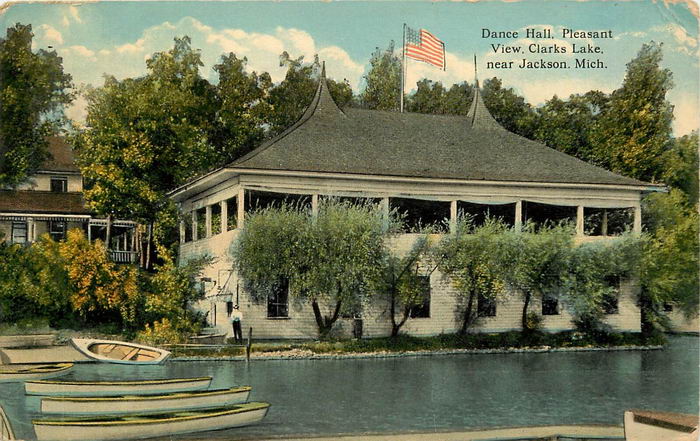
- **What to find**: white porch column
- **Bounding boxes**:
[450,200,457,233]
[179,219,186,243]
[633,203,642,234]
[380,197,390,231]
[192,210,198,241]
[237,188,245,229]
[311,194,319,218]
[220,200,228,233]
[27,218,35,242]
[515,200,523,231]
[87,222,92,241]
[576,205,585,236]
[205,205,212,238]
[601,209,608,236]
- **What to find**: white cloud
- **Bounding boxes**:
[38,24,63,45]
[61,15,70,28]
[59,17,367,121]
[670,92,700,136]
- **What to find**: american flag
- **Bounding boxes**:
[405,27,445,70]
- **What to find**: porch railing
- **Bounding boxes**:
[109,250,139,264]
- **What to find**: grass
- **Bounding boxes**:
[169,330,666,358]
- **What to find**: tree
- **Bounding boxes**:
[232,200,387,338]
[640,190,699,333]
[564,235,641,335]
[436,218,508,334]
[660,132,699,203]
[592,42,674,182]
[359,42,401,111]
[0,23,73,188]
[380,234,437,337]
[481,77,536,138]
[533,91,609,164]
[406,80,474,116]
[266,53,354,135]
[499,223,572,332]
[73,37,220,267]
[211,53,272,162]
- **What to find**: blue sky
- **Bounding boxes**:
[2,0,698,135]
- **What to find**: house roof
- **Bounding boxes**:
[0,190,91,215]
[41,136,80,173]
[230,66,650,188]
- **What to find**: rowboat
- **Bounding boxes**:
[0,405,15,440]
[41,386,252,415]
[0,363,73,382]
[624,409,698,441]
[70,338,171,365]
[25,376,212,397]
[33,401,270,441]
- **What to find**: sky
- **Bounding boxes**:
[2,0,699,135]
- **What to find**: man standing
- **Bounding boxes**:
[230,305,243,344]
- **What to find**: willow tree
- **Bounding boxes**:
[499,223,573,332]
[380,234,438,337]
[436,218,508,334]
[232,200,387,338]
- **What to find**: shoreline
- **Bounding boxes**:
[171,343,664,362]
[153,424,625,440]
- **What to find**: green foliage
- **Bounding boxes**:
[232,199,387,338]
[360,42,401,111]
[436,218,509,334]
[211,53,272,161]
[74,37,218,224]
[592,42,674,182]
[266,53,354,135]
[481,77,536,139]
[406,80,475,116]
[564,234,641,335]
[660,132,699,203]
[533,91,609,164]
[379,234,437,337]
[640,191,699,326]
[499,223,573,331]
[0,23,73,188]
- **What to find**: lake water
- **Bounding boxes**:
[1,336,697,440]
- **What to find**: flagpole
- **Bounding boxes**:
[400,23,406,113]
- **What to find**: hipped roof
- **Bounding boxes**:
[42,136,80,173]
[230,66,649,188]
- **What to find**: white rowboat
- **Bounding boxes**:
[70,338,171,365]
[0,363,73,382]
[41,386,252,415]
[25,376,212,396]
[33,401,270,441]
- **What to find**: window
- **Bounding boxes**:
[477,293,496,317]
[50,176,68,193]
[602,276,620,314]
[409,276,431,318]
[11,222,27,244]
[542,294,559,315]
[267,279,289,318]
[49,221,66,241]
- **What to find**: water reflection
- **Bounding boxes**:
[0,336,696,440]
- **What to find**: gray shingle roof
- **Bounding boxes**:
[231,68,648,187]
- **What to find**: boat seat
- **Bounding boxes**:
[122,348,140,360]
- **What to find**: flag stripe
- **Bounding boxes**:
[404,27,445,69]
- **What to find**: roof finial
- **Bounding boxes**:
[473,54,479,88]
[321,60,326,79]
